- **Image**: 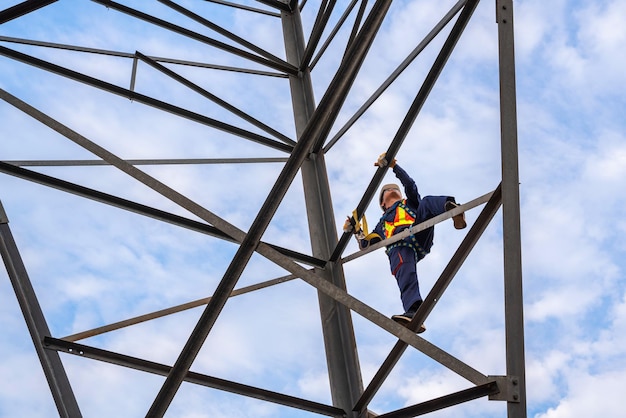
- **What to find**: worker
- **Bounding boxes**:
[345,153,466,332]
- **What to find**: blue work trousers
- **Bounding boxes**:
[387,195,450,312]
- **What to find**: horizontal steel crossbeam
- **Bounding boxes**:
[43,337,345,417]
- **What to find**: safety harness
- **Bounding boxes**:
[383,200,428,261]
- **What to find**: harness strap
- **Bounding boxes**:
[385,236,428,261]
[384,201,427,260]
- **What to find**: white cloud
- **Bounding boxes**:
[534,369,626,418]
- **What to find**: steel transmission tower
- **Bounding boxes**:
[0,0,526,417]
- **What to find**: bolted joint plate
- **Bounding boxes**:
[488,375,521,402]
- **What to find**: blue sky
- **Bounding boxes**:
[1,0,625,417]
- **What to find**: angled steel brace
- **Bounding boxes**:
[381,0,480,162]
[353,184,502,414]
[324,0,468,152]
[329,0,480,262]
[42,337,345,417]
[158,0,288,63]
[252,243,490,386]
[0,35,288,77]
[305,0,392,153]
[309,0,359,70]
[0,202,82,418]
[301,0,336,69]
[4,157,289,166]
[343,0,368,59]
[61,271,302,342]
[0,161,324,268]
[0,46,293,153]
[375,381,500,418]
[90,0,297,74]
[134,51,295,146]
[0,0,57,24]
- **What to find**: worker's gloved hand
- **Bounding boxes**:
[374,152,396,168]
[343,217,355,233]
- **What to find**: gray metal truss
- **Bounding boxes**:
[0,0,526,417]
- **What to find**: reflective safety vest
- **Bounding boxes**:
[384,200,416,239]
[383,200,428,260]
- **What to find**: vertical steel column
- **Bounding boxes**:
[0,201,82,418]
[496,1,527,417]
[281,8,364,415]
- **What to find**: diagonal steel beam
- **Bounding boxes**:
[254,239,491,387]
[0,202,82,418]
[0,0,57,24]
[3,157,289,166]
[309,0,359,70]
[135,51,295,146]
[377,0,480,165]
[158,0,287,63]
[324,0,468,152]
[0,35,288,77]
[301,0,336,69]
[306,0,395,153]
[0,45,294,153]
[90,0,297,74]
[147,1,394,414]
[352,184,502,414]
[375,381,500,418]
[42,337,345,417]
[343,0,368,59]
[61,271,302,342]
[329,0,480,262]
[0,161,324,268]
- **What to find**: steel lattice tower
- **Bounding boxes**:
[0,0,526,417]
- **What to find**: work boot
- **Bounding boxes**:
[445,201,467,230]
[391,303,426,334]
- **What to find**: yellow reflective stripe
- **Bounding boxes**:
[384,221,395,239]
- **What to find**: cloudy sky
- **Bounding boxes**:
[1,0,625,417]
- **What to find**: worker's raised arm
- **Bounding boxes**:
[392,164,421,207]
